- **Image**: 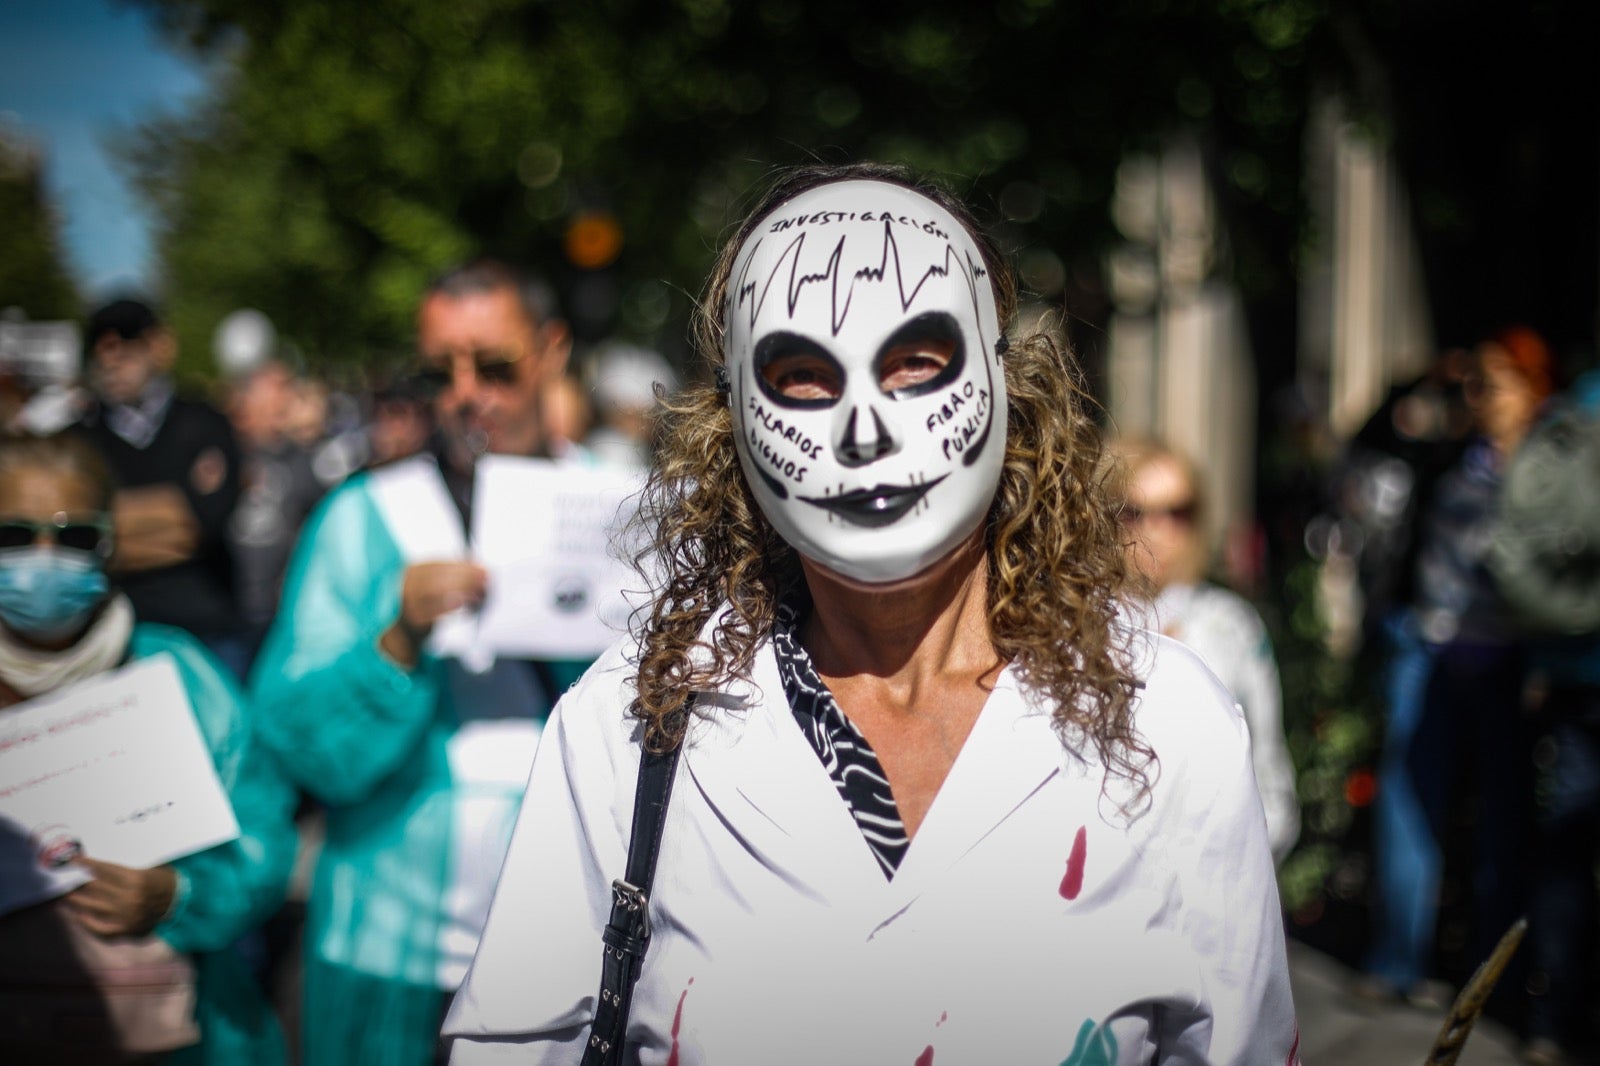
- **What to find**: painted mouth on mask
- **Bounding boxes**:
[798,476,947,528]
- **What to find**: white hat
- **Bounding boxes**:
[589,342,678,412]
[213,308,277,378]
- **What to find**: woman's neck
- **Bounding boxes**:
[797,532,1000,691]
[794,531,1004,841]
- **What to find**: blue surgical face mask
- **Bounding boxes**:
[0,546,110,641]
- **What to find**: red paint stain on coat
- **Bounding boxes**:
[666,978,694,1066]
[937,1011,947,1027]
[1286,1024,1301,1066]
[1059,825,1087,899]
[914,1046,935,1066]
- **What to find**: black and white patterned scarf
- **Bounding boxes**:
[772,601,909,878]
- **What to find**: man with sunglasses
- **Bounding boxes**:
[250,258,596,1066]
[75,298,248,679]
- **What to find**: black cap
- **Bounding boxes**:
[84,299,161,355]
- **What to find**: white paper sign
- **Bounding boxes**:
[471,456,650,660]
[0,655,241,916]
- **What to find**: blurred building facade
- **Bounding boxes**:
[1103,99,1438,580]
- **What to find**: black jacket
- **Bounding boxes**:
[78,395,243,638]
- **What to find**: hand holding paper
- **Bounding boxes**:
[63,856,178,937]
[383,560,489,668]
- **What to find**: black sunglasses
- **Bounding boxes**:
[1119,500,1199,527]
[412,349,526,393]
[0,512,114,557]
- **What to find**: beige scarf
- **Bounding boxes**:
[0,594,135,699]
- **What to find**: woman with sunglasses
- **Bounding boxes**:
[0,431,296,1064]
[1107,436,1300,866]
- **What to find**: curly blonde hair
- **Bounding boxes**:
[627,162,1152,798]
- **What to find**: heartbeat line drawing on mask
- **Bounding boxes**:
[733,220,988,338]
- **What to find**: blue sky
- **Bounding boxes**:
[0,0,210,303]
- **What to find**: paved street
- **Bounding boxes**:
[1290,938,1524,1065]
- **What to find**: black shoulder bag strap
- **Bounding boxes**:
[580,728,684,1065]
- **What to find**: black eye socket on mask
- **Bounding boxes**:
[874,312,965,400]
[753,312,968,409]
[754,333,845,409]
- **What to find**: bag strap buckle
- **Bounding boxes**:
[610,879,651,942]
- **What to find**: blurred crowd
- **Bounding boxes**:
[0,296,680,676]
[1113,324,1600,1064]
[0,274,680,1066]
[1320,328,1600,1063]
[2,268,1598,1066]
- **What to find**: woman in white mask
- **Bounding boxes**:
[0,432,296,1065]
[446,164,1298,1065]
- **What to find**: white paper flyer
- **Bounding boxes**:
[471,455,650,660]
[0,654,240,915]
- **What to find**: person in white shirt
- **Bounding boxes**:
[1107,435,1301,865]
[443,163,1299,1065]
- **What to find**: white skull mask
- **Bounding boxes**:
[724,179,1008,584]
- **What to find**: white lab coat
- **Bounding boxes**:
[444,625,1300,1065]
[1149,583,1301,866]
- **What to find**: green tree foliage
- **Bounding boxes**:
[125,0,1337,377]
[0,130,82,319]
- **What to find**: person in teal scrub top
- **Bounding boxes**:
[251,258,597,1066]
